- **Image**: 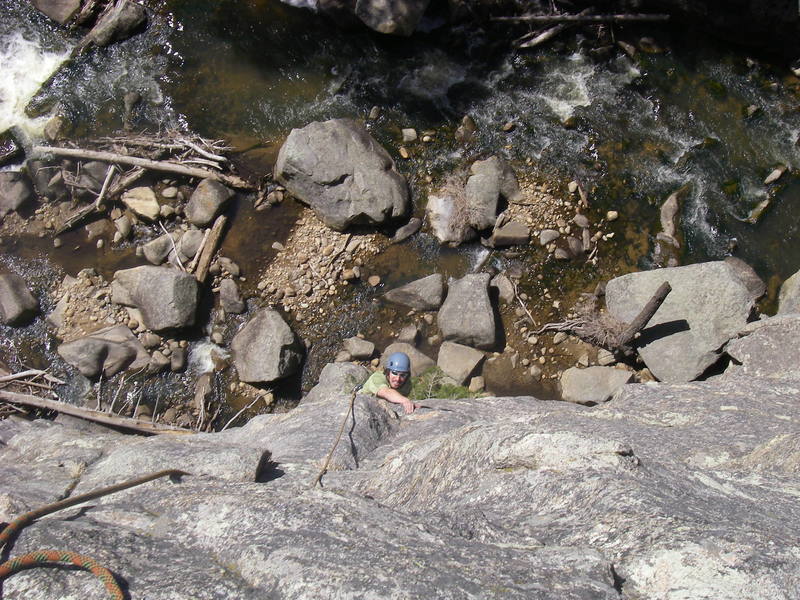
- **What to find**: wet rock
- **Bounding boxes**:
[0,274,39,326]
[606,260,764,382]
[489,221,529,247]
[355,0,431,36]
[438,273,496,349]
[275,119,409,231]
[437,341,485,385]
[384,273,445,311]
[539,229,560,245]
[343,336,375,360]
[170,346,187,372]
[231,308,304,383]
[465,156,521,230]
[57,324,149,378]
[454,114,477,144]
[380,342,434,377]
[0,172,34,219]
[111,266,199,331]
[185,178,234,227]
[396,324,419,345]
[31,0,81,25]
[565,236,584,256]
[78,0,148,51]
[142,232,178,265]
[560,366,633,405]
[122,187,160,221]
[390,217,422,244]
[764,165,787,184]
[26,158,67,202]
[219,278,245,314]
[0,129,24,167]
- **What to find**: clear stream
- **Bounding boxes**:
[2,0,800,411]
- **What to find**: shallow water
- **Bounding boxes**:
[2,1,800,412]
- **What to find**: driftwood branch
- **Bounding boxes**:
[536,282,672,356]
[194,215,228,283]
[0,390,194,436]
[496,13,670,23]
[33,145,253,190]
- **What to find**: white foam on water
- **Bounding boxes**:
[188,341,230,375]
[0,31,72,138]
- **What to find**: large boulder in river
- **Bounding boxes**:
[31,0,81,25]
[184,178,234,227]
[438,273,496,349]
[111,266,199,331]
[57,324,149,378]
[0,274,38,326]
[383,273,445,310]
[465,155,521,230]
[605,259,763,382]
[231,308,303,383]
[355,0,431,36]
[0,172,34,219]
[274,119,409,231]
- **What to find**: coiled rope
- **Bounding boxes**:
[0,469,187,599]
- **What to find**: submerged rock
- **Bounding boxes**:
[0,274,39,326]
[275,119,409,231]
[355,0,431,36]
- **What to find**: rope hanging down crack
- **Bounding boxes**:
[0,469,187,599]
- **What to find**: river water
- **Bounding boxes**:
[2,0,799,412]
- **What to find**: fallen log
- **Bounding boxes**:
[33,145,253,190]
[194,215,228,283]
[0,390,194,435]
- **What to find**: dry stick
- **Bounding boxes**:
[0,390,193,435]
[221,395,265,432]
[310,386,360,488]
[510,277,537,326]
[516,23,570,48]
[495,13,670,23]
[617,281,672,349]
[94,164,117,209]
[33,145,253,190]
[159,221,185,271]
[0,370,65,385]
[186,228,211,274]
[194,215,228,283]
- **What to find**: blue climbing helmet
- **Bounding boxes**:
[386,351,411,374]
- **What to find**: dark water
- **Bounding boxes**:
[2,0,800,411]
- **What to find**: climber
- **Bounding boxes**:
[361,351,419,414]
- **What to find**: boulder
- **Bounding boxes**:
[0,129,24,167]
[184,178,234,227]
[724,315,800,380]
[219,278,245,314]
[31,0,81,24]
[605,261,763,382]
[465,156,521,230]
[490,272,515,304]
[275,119,409,231]
[111,266,199,331]
[57,324,149,378]
[176,228,205,262]
[0,172,34,219]
[778,268,800,315]
[437,341,484,385]
[489,220,529,247]
[383,273,445,311]
[121,187,160,221]
[426,193,476,245]
[438,273,496,349]
[355,0,431,36]
[0,273,39,325]
[78,0,148,51]
[142,232,178,265]
[559,366,634,405]
[231,308,303,383]
[380,342,434,377]
[342,336,375,360]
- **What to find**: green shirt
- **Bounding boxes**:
[361,370,412,397]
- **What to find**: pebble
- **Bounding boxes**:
[399,147,410,159]
[368,106,381,120]
[53,238,62,248]
[568,181,579,193]
[367,275,381,287]
[211,331,224,345]
[96,239,104,249]
[606,210,619,221]
[272,242,285,251]
[161,186,179,199]
[501,121,516,132]
[401,128,418,143]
